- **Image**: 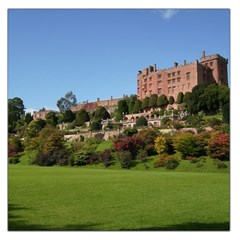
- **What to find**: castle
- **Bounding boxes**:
[137,51,228,100]
[33,51,228,120]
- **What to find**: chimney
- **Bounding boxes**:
[97,98,100,102]
[111,96,113,100]
[154,64,157,72]
[183,60,186,66]
[174,62,178,68]
[201,50,206,58]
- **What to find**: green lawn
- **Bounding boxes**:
[8,164,230,231]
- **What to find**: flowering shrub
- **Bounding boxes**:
[114,136,145,159]
[154,154,180,169]
[154,136,167,154]
[208,133,230,161]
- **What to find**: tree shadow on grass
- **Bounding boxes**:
[8,203,103,231]
[119,222,230,231]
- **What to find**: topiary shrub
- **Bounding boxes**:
[154,154,170,168]
[165,156,180,170]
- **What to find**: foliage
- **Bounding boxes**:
[135,128,159,145]
[133,99,143,113]
[57,91,77,113]
[9,136,24,153]
[135,116,148,127]
[99,149,113,167]
[173,133,200,158]
[136,149,148,163]
[114,136,145,159]
[27,119,46,137]
[124,127,138,137]
[117,100,129,115]
[149,94,158,108]
[90,120,102,131]
[168,96,175,105]
[222,102,230,124]
[154,154,180,169]
[75,109,90,126]
[46,112,58,126]
[157,94,169,108]
[183,92,192,104]
[125,95,137,114]
[8,97,25,133]
[25,113,33,124]
[161,117,171,127]
[62,109,75,123]
[116,151,134,169]
[154,136,167,154]
[176,92,184,104]
[93,106,110,121]
[208,133,230,161]
[142,97,150,109]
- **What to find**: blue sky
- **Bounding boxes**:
[8,9,230,112]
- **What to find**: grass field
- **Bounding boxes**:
[8,163,230,231]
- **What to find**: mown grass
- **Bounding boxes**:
[8,163,230,231]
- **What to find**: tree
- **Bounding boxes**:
[154,136,167,154]
[133,99,142,113]
[57,91,77,113]
[8,97,25,133]
[222,102,230,124]
[117,100,129,115]
[142,97,150,109]
[90,120,102,131]
[157,94,168,108]
[75,109,90,126]
[25,113,33,124]
[183,92,192,104]
[169,96,175,105]
[176,92,184,104]
[93,106,110,121]
[27,119,46,137]
[127,95,137,114]
[149,94,158,108]
[46,112,58,126]
[62,109,75,123]
[135,116,148,127]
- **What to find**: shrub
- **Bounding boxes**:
[173,133,200,158]
[8,155,20,164]
[73,150,92,166]
[114,136,145,159]
[94,133,104,140]
[88,152,100,165]
[99,149,113,168]
[154,136,167,154]
[136,149,148,163]
[136,128,159,145]
[124,128,138,137]
[144,144,157,156]
[208,133,230,161]
[165,136,175,155]
[165,157,180,170]
[154,154,169,168]
[135,116,148,127]
[116,151,134,169]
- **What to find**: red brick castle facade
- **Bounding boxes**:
[137,51,228,100]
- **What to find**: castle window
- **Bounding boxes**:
[168,80,171,84]
[168,87,171,94]
[158,88,162,95]
[167,73,171,78]
[177,77,181,82]
[210,62,213,67]
[177,71,180,75]
[149,77,152,82]
[144,78,147,83]
[186,72,191,80]
[172,78,176,84]
[172,86,176,93]
[158,80,162,84]
[158,74,162,78]
[182,84,185,91]
[172,72,175,77]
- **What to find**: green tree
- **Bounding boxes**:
[157,94,169,108]
[46,112,58,126]
[125,95,137,114]
[222,102,230,124]
[75,109,90,126]
[93,106,110,121]
[117,100,129,115]
[133,99,143,113]
[169,96,175,105]
[24,113,33,124]
[8,97,25,133]
[142,97,150,109]
[149,94,158,108]
[136,116,148,127]
[27,119,46,137]
[62,109,75,123]
[57,91,77,113]
[90,121,102,131]
[176,92,184,104]
[183,92,192,104]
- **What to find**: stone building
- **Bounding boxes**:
[137,51,228,100]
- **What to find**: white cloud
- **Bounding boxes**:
[155,9,178,20]
[25,108,37,115]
